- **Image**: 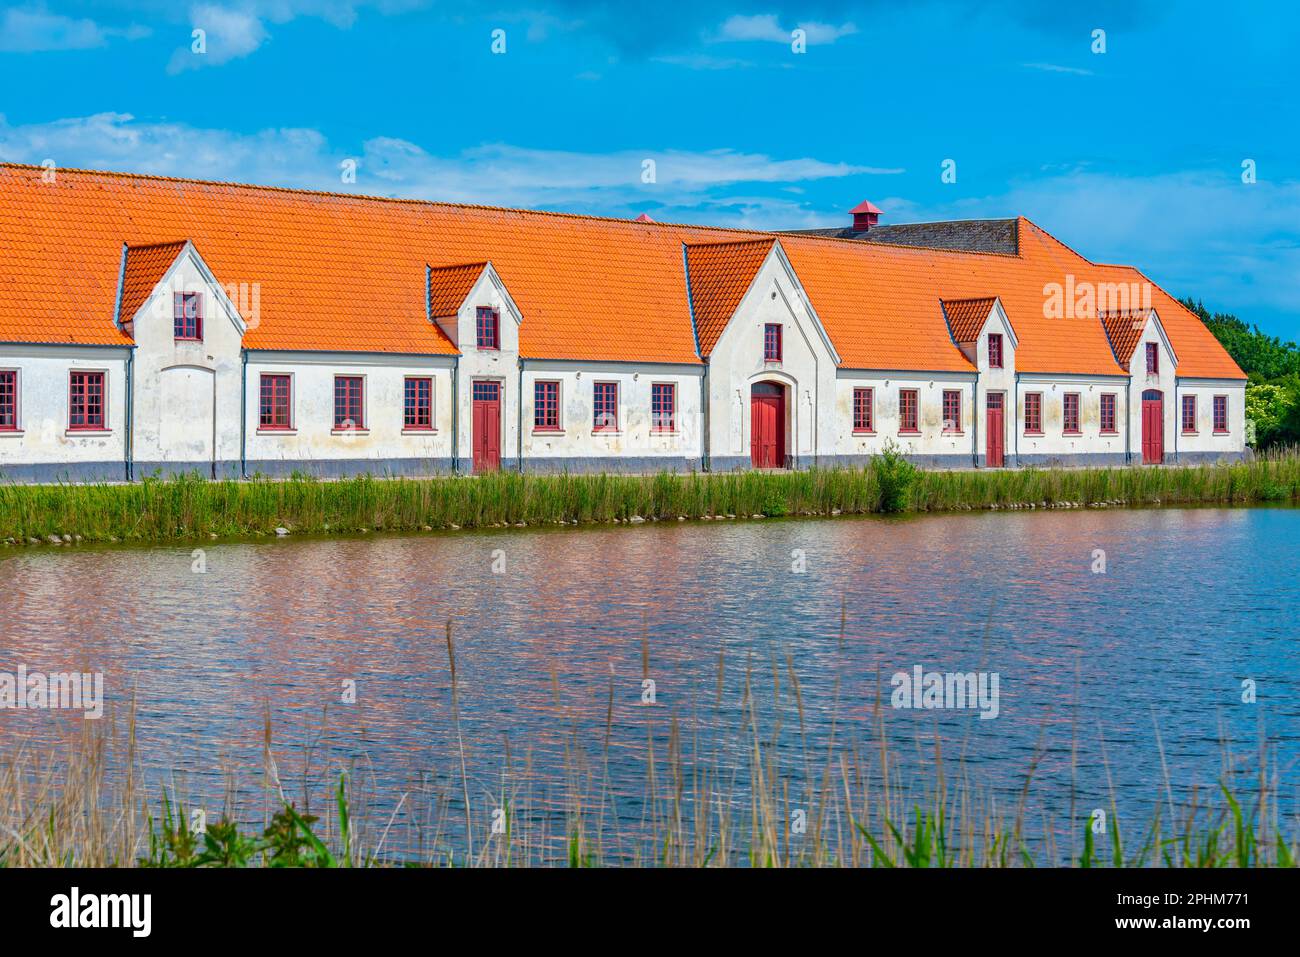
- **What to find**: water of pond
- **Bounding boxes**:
[2,508,1298,863]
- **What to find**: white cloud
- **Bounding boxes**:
[1023,62,1094,76]
[714,14,858,46]
[0,112,891,227]
[0,4,149,52]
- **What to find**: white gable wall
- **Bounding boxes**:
[451,267,521,470]
[705,249,838,469]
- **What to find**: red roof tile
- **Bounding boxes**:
[118,240,188,325]
[941,297,998,343]
[1099,309,1150,365]
[427,262,486,318]
[685,239,773,356]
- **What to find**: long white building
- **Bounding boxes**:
[0,166,1246,482]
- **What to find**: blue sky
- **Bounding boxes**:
[1,0,1297,338]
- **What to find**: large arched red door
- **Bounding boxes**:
[1141,389,1164,464]
[750,382,786,469]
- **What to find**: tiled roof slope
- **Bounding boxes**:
[781,219,1020,255]
[427,262,486,317]
[1099,309,1151,364]
[684,239,774,356]
[0,165,1244,378]
[119,240,188,324]
[942,297,998,343]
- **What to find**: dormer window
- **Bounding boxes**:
[1146,342,1158,375]
[174,292,202,340]
[764,323,782,362]
[988,333,1003,368]
[476,306,500,350]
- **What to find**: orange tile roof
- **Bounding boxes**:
[427,262,486,318]
[941,297,998,343]
[0,164,1245,379]
[685,239,773,356]
[118,240,188,324]
[1099,309,1150,365]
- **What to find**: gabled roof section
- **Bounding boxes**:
[118,240,188,325]
[941,297,998,343]
[684,238,774,357]
[1099,309,1152,365]
[427,262,486,317]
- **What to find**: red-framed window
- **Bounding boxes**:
[764,323,782,362]
[1146,342,1159,375]
[404,376,433,430]
[987,333,1003,369]
[534,380,560,430]
[898,388,919,433]
[1213,394,1229,433]
[942,389,962,432]
[1024,392,1042,434]
[68,371,106,430]
[174,291,202,340]
[259,374,292,430]
[651,382,675,432]
[1100,393,1118,434]
[476,306,500,350]
[0,370,16,430]
[334,375,364,430]
[1181,394,1198,433]
[593,381,618,431]
[852,387,873,433]
[473,380,500,403]
[1063,392,1081,434]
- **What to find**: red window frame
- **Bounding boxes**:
[259,374,292,430]
[534,380,560,431]
[593,381,619,431]
[68,371,106,431]
[941,389,962,433]
[898,388,919,434]
[0,370,17,431]
[476,306,500,350]
[1146,342,1159,375]
[1100,392,1118,434]
[987,333,1003,369]
[1024,392,1043,434]
[651,382,676,432]
[1063,392,1081,434]
[1213,394,1229,434]
[1181,394,1197,434]
[334,375,365,430]
[852,386,874,433]
[764,323,782,362]
[404,376,433,430]
[174,291,203,340]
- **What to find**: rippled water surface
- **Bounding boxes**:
[2,507,1298,862]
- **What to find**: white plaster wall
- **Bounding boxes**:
[446,268,521,465]
[127,251,244,468]
[833,370,977,459]
[972,308,1016,464]
[244,351,454,465]
[0,344,129,468]
[706,250,839,464]
[1124,317,1178,459]
[1175,378,1246,456]
[1016,375,1130,459]
[521,362,703,464]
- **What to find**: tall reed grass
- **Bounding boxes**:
[2,450,1298,545]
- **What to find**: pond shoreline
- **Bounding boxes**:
[2,453,1297,546]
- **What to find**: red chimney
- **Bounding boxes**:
[634,212,655,223]
[850,199,881,232]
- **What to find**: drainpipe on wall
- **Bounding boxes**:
[239,349,248,478]
[124,346,135,481]
[700,361,710,472]
[1124,379,1132,465]
[1173,377,1179,463]
[450,355,460,475]
[1012,372,1020,467]
[972,371,980,468]
[517,357,524,473]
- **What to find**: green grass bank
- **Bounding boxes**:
[2,450,1298,545]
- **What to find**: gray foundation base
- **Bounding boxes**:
[519,456,703,474]
[0,461,128,484]
[243,458,456,479]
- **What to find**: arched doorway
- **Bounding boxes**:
[1141,389,1164,464]
[750,381,786,469]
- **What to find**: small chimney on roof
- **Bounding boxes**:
[634,212,655,223]
[850,199,881,232]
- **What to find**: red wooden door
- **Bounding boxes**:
[1142,389,1163,464]
[985,392,1004,467]
[472,381,501,473]
[750,384,785,468]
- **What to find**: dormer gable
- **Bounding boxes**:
[116,239,247,340]
[427,261,522,353]
[1100,308,1177,374]
[941,296,1016,370]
